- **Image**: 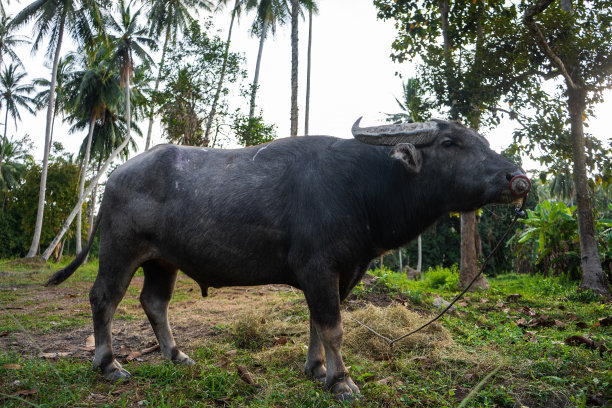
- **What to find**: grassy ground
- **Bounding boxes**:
[0,259,610,407]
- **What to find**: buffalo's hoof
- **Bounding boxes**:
[327,374,360,400]
[304,362,326,384]
[334,391,361,402]
[101,361,132,381]
[172,351,195,366]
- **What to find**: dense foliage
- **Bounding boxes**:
[0,143,82,259]
[157,21,246,147]
[514,199,612,280]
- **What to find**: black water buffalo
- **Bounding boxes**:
[47,118,529,400]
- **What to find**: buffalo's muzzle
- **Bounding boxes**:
[507,173,531,197]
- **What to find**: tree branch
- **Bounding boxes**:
[486,106,529,130]
[522,0,578,90]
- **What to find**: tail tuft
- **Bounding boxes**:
[44,213,102,287]
[45,264,80,286]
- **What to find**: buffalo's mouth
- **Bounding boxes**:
[494,190,525,205]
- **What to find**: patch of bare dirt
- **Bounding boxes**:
[1,273,303,367]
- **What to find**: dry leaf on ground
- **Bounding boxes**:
[236,366,256,385]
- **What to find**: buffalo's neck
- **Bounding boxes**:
[363,160,447,253]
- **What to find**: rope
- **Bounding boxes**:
[350,196,528,347]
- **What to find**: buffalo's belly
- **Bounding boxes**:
[154,219,297,289]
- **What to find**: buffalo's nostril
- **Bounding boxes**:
[509,174,531,196]
[506,173,513,182]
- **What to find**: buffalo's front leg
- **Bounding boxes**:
[302,272,360,399]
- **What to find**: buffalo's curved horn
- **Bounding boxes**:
[351,117,439,146]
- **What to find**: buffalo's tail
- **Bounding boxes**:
[45,213,103,287]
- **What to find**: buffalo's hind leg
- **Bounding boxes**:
[90,257,138,380]
[140,260,194,365]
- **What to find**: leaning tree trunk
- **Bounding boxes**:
[204,0,239,144]
[290,0,299,137]
[145,23,171,151]
[568,88,609,295]
[41,117,134,261]
[248,18,269,121]
[304,8,312,135]
[76,115,96,254]
[26,16,65,258]
[84,157,102,264]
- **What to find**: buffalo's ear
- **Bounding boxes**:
[390,143,422,174]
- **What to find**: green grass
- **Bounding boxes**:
[0,260,610,407]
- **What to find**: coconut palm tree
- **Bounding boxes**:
[32,56,74,156]
[205,0,245,142]
[144,0,212,150]
[107,0,155,149]
[12,0,103,257]
[0,64,36,175]
[303,4,312,135]
[63,45,122,253]
[0,14,29,69]
[245,0,288,122]
[289,0,316,136]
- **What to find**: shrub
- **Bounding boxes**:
[423,264,459,289]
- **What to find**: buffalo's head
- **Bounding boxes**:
[352,117,530,212]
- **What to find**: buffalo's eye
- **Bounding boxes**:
[441,139,456,147]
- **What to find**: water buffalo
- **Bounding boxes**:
[47,118,529,400]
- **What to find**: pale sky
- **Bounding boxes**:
[3,0,611,173]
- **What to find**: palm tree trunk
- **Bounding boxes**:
[204,0,239,145]
[0,104,8,175]
[290,0,299,137]
[48,99,58,155]
[568,88,609,294]
[417,235,422,272]
[249,18,269,121]
[145,22,171,151]
[76,115,96,254]
[304,8,312,135]
[26,15,65,258]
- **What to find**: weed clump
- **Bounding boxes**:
[231,307,308,350]
[343,304,453,359]
[233,310,270,349]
